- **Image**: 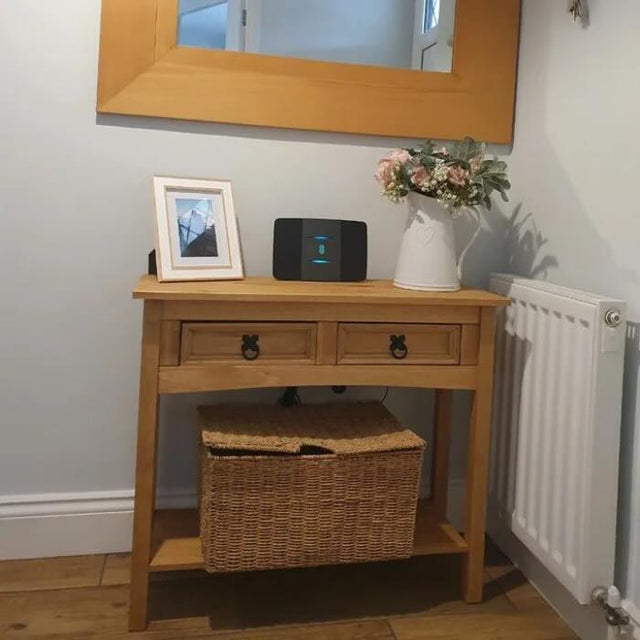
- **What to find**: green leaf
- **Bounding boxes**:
[419,155,437,168]
[419,140,436,155]
[452,137,485,162]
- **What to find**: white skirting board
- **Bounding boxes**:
[0,482,465,561]
[0,489,196,560]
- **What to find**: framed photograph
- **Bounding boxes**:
[153,177,244,282]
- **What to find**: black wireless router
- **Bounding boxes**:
[272,218,367,282]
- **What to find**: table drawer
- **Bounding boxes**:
[337,323,460,365]
[181,323,317,365]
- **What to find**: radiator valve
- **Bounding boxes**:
[604,308,623,327]
[591,586,630,629]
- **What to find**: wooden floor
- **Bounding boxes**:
[0,543,577,639]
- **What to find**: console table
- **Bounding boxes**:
[130,275,509,631]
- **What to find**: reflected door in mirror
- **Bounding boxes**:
[177,0,456,73]
[413,0,457,72]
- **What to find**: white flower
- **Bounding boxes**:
[433,163,449,181]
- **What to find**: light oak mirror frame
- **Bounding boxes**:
[97,0,520,142]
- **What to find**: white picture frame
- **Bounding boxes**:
[153,176,244,282]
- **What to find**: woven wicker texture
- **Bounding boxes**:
[199,403,425,574]
[199,402,425,454]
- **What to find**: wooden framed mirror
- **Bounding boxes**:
[97,0,520,141]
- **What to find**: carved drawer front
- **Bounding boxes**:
[180,323,317,365]
[337,323,460,365]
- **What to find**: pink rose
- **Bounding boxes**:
[386,149,411,164]
[448,165,469,186]
[375,159,390,181]
[410,165,431,188]
[375,159,394,187]
[375,149,411,188]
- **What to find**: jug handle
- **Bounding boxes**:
[457,208,481,283]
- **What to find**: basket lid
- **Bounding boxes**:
[199,403,425,455]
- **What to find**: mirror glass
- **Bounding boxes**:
[177,0,456,73]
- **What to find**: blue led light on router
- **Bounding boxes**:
[311,259,332,264]
[312,235,330,240]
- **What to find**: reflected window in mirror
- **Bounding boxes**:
[176,0,457,73]
[424,0,440,31]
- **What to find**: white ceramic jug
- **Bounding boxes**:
[393,192,480,292]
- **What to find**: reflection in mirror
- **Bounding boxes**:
[177,0,456,73]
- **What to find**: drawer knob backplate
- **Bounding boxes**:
[241,334,260,361]
[390,334,408,360]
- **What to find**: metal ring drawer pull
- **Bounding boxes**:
[241,334,260,361]
[389,334,408,360]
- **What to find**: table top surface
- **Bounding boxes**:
[133,276,509,307]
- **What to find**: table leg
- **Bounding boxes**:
[129,300,162,631]
[431,389,452,521]
[462,307,497,603]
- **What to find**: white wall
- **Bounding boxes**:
[496,1,640,637]
[253,0,415,69]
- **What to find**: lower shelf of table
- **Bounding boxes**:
[149,501,468,573]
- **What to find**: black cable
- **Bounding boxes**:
[379,387,389,404]
[278,386,299,407]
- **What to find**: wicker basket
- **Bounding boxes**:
[198,403,425,574]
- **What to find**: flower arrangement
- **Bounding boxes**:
[375,138,511,211]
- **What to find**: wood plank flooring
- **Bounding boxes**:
[0,543,577,639]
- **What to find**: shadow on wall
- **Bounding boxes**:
[96,112,418,149]
[502,204,559,280]
[615,322,640,599]
[488,326,532,521]
[455,202,559,290]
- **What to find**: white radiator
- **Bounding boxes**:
[489,274,626,604]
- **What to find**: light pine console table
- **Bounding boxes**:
[130,275,509,631]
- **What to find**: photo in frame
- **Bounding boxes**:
[153,177,244,282]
